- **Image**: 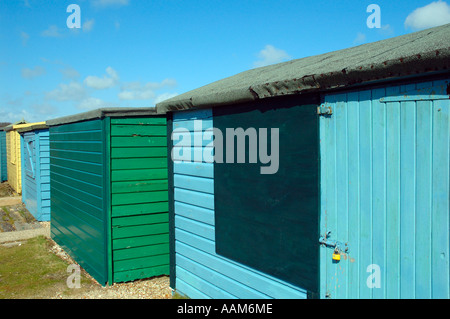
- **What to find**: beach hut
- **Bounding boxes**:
[17,123,50,222]
[0,123,11,182]
[4,121,44,194]
[46,108,169,285]
[156,23,450,299]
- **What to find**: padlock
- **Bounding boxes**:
[332,249,341,262]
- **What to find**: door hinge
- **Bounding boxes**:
[317,105,332,116]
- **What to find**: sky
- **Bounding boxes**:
[1,0,450,123]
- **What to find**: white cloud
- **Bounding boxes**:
[118,79,177,101]
[353,32,367,45]
[84,66,119,89]
[254,45,291,68]
[46,82,87,101]
[77,97,114,110]
[21,66,46,79]
[154,92,179,104]
[41,25,63,38]
[83,19,95,32]
[60,67,80,80]
[20,31,29,46]
[405,1,450,30]
[0,108,41,124]
[92,0,130,8]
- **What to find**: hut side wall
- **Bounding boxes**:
[171,109,307,299]
[0,131,7,182]
[50,119,109,285]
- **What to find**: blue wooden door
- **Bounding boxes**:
[320,79,450,299]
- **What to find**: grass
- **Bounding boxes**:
[0,236,96,299]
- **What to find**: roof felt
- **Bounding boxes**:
[16,123,49,133]
[156,23,450,113]
[46,107,158,127]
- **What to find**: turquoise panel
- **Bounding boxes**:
[320,78,450,299]
[21,129,50,222]
[172,109,307,299]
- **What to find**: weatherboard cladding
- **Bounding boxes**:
[171,109,307,299]
[5,122,43,194]
[0,130,7,182]
[48,110,169,285]
[20,128,51,222]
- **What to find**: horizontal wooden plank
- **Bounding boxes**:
[113,243,169,261]
[113,254,169,272]
[113,264,169,283]
[111,202,169,217]
[174,174,214,194]
[112,223,169,239]
[111,168,168,182]
[51,164,103,187]
[173,161,213,178]
[111,118,166,125]
[174,202,215,226]
[111,125,167,137]
[175,215,214,241]
[51,179,103,209]
[111,136,167,147]
[112,190,168,206]
[51,157,103,175]
[51,187,103,220]
[112,180,167,194]
[50,120,102,133]
[112,212,168,227]
[111,157,167,170]
[50,131,102,142]
[174,188,214,210]
[113,233,169,250]
[51,149,103,164]
[111,147,167,159]
[50,141,103,153]
[51,171,103,198]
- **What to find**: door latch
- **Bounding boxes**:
[319,231,349,253]
[317,105,332,116]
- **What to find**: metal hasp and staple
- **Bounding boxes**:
[319,231,349,253]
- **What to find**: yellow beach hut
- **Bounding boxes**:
[4,121,44,194]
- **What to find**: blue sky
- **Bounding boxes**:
[1,0,449,123]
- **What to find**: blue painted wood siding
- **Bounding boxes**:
[22,130,51,222]
[50,120,108,284]
[0,131,6,182]
[320,78,450,299]
[172,109,307,299]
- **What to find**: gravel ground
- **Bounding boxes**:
[48,238,173,299]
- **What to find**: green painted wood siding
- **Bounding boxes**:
[50,119,109,284]
[110,117,169,283]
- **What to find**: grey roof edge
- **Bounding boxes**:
[16,123,49,133]
[156,23,450,114]
[46,107,158,127]
[3,120,28,132]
